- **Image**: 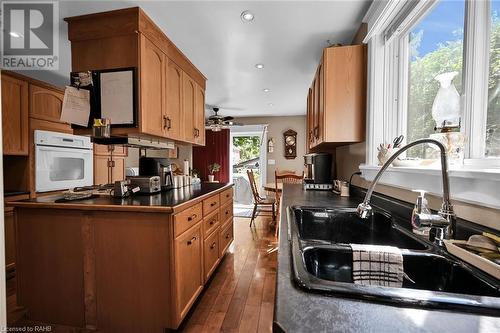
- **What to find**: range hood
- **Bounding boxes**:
[91,136,175,150]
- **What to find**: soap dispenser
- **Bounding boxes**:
[411,190,431,236]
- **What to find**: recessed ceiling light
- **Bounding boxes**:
[263,88,270,93]
[255,63,264,69]
[9,31,22,38]
[268,103,274,107]
[241,10,254,22]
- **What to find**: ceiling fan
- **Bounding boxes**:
[205,107,243,132]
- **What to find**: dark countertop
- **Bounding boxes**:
[8,183,232,213]
[274,184,500,333]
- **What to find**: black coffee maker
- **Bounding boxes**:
[139,157,174,191]
[304,153,333,184]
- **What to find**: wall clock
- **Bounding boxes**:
[283,129,297,159]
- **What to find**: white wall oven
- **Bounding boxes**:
[35,130,93,192]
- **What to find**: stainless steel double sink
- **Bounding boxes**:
[288,206,500,315]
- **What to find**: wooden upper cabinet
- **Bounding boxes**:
[306,88,313,151]
[140,35,165,138]
[182,73,196,143]
[1,73,29,155]
[65,7,207,145]
[307,45,366,149]
[29,84,65,123]
[194,83,205,146]
[165,59,183,140]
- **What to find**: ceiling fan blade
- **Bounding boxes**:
[222,116,234,121]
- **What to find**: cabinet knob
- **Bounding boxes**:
[225,233,230,239]
[187,236,197,245]
[187,213,197,222]
[209,218,215,225]
[210,201,217,207]
[210,242,216,249]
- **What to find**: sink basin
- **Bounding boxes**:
[288,206,500,314]
[303,246,500,297]
[293,207,428,250]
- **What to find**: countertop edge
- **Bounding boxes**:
[7,183,234,214]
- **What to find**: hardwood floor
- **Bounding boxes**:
[6,215,278,333]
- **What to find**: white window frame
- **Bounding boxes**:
[361,0,500,210]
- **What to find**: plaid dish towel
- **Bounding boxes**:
[350,244,404,287]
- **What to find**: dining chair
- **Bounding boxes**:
[247,169,276,227]
[274,171,304,238]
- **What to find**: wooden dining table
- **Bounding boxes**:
[264,182,283,192]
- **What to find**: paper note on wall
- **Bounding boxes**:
[60,86,91,126]
[100,70,134,125]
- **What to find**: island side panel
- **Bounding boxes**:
[93,211,173,332]
[15,208,85,327]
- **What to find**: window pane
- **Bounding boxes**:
[406,0,465,158]
[486,0,500,157]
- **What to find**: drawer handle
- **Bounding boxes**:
[187,214,197,222]
[210,242,216,249]
[187,236,197,245]
[210,201,217,207]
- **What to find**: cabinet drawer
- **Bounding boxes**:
[202,194,220,216]
[220,187,233,205]
[220,200,233,224]
[202,210,219,237]
[174,203,203,237]
[203,227,220,281]
[219,221,233,257]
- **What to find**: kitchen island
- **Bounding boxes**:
[9,183,234,332]
[274,184,500,333]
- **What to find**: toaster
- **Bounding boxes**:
[126,176,161,194]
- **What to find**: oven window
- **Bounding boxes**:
[49,157,85,181]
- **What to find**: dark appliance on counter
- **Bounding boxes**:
[304,153,333,190]
[127,176,161,194]
[139,157,174,191]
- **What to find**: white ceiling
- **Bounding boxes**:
[20,0,370,117]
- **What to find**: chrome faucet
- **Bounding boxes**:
[357,138,456,246]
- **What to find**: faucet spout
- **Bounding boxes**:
[357,138,456,244]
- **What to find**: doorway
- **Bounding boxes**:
[230,125,267,217]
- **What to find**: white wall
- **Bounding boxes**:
[236,116,307,183]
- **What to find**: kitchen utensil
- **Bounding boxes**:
[466,235,499,252]
[392,135,404,148]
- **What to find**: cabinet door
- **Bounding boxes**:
[203,227,220,282]
[306,88,313,151]
[94,155,110,185]
[182,73,196,143]
[165,59,182,140]
[140,35,165,137]
[29,84,66,124]
[194,83,205,146]
[1,74,28,155]
[4,209,15,271]
[311,76,318,148]
[174,223,203,321]
[316,61,325,145]
[110,157,125,183]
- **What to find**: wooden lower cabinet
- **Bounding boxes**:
[4,208,15,272]
[174,222,203,322]
[13,186,234,332]
[93,144,127,185]
[220,220,234,257]
[203,226,220,282]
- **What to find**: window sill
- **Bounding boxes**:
[359,164,500,209]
